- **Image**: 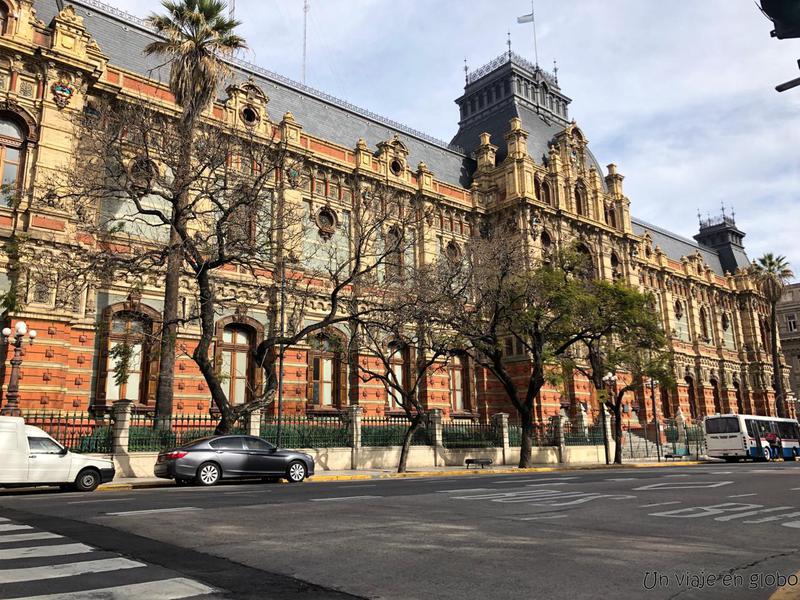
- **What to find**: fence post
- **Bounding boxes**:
[603,406,613,464]
[430,408,443,467]
[248,409,261,437]
[492,412,510,465]
[556,410,567,464]
[111,400,132,456]
[348,405,362,470]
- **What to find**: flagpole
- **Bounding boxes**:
[532,0,539,68]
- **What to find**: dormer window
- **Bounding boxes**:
[390,158,403,177]
[240,105,259,127]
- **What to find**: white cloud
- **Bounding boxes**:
[98,0,800,273]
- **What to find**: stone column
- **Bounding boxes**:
[248,409,261,437]
[111,400,133,455]
[348,405,362,470]
[430,408,444,467]
[492,412,510,465]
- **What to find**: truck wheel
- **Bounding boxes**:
[74,469,101,492]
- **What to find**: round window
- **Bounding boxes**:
[445,241,461,262]
[390,159,403,176]
[316,207,337,235]
[241,106,259,126]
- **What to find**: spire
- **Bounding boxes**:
[553,58,559,84]
[464,58,469,83]
[507,30,512,59]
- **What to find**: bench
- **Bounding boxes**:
[465,458,493,469]
[664,447,691,460]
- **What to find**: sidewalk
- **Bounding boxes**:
[98,459,710,491]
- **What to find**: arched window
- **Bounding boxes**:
[385,226,403,281]
[685,375,697,420]
[105,311,152,405]
[734,380,744,414]
[0,118,25,206]
[534,176,542,204]
[387,342,409,410]
[449,355,469,413]
[710,378,722,414]
[575,243,594,279]
[574,183,588,217]
[0,4,8,36]
[610,252,621,280]
[699,307,711,343]
[219,325,254,405]
[308,333,345,407]
[541,180,554,207]
[605,203,618,229]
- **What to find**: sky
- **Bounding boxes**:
[100,0,800,276]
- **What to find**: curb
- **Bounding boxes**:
[96,460,710,491]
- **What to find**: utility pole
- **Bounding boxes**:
[303,0,310,84]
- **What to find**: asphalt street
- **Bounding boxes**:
[1,462,800,599]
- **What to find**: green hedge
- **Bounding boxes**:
[361,424,431,447]
[260,422,350,448]
[75,426,113,453]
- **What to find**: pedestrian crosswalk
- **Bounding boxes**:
[0,515,218,599]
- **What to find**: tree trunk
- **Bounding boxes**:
[599,401,610,465]
[192,266,234,434]
[612,404,623,464]
[398,412,424,473]
[518,409,534,468]
[155,119,194,422]
[770,301,786,418]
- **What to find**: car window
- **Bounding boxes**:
[244,438,274,451]
[28,437,63,454]
[209,437,244,450]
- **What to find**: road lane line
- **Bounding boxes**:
[728,493,757,498]
[0,524,32,533]
[105,507,202,516]
[67,498,132,505]
[0,532,61,544]
[664,474,690,478]
[0,557,144,583]
[0,518,8,522]
[338,484,377,489]
[436,488,494,493]
[605,478,636,482]
[15,577,217,600]
[0,543,94,560]
[310,495,381,502]
[639,501,682,508]
[493,477,577,484]
[516,514,568,521]
[524,483,568,487]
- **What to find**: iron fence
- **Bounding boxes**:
[562,422,605,446]
[507,422,556,447]
[663,419,706,459]
[21,410,113,454]
[361,417,432,446]
[442,421,498,448]
[259,415,350,448]
[128,414,244,452]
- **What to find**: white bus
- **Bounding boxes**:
[704,414,800,462]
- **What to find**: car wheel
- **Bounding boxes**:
[175,478,193,487]
[762,447,772,462]
[286,461,307,483]
[74,469,101,492]
[196,462,221,486]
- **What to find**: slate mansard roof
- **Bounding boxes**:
[34,0,746,275]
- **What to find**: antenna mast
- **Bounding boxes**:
[303,0,310,84]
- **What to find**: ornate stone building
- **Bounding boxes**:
[778,283,800,412]
[0,0,791,424]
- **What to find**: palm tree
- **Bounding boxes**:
[145,0,246,420]
[751,253,794,418]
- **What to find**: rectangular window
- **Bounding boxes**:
[106,341,144,402]
[787,314,797,332]
[389,362,404,408]
[705,416,740,434]
[312,356,334,405]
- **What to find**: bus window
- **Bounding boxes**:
[778,421,799,439]
[705,417,740,434]
[746,420,760,438]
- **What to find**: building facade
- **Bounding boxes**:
[778,283,800,411]
[0,0,792,424]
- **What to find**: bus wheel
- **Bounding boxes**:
[793,448,799,462]
[762,447,772,462]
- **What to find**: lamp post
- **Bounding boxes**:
[645,376,662,462]
[0,321,37,417]
[276,257,287,448]
[601,372,617,465]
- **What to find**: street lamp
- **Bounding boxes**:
[0,321,37,417]
[601,372,617,465]
[644,376,663,462]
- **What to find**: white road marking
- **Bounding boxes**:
[0,543,94,560]
[728,493,757,498]
[0,524,32,533]
[0,518,8,522]
[10,577,215,600]
[715,507,793,522]
[493,477,578,484]
[223,490,268,496]
[0,532,61,544]
[436,488,494,493]
[0,557,144,584]
[338,484,377,489]
[452,489,635,506]
[516,514,569,521]
[664,474,690,478]
[524,483,569,487]
[634,481,733,491]
[310,495,381,502]
[708,471,733,475]
[105,507,202,516]
[67,498,132,505]
[639,501,682,508]
[606,478,636,482]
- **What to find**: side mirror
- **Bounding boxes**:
[59,447,69,456]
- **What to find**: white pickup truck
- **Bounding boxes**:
[0,416,115,491]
